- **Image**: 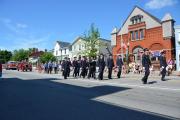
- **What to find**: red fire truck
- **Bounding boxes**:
[17,62,32,72]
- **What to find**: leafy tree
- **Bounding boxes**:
[0,50,12,63]
[39,52,56,63]
[83,23,101,57]
[11,49,29,61]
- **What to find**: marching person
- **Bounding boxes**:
[159,50,167,81]
[72,57,79,78]
[116,55,124,78]
[141,48,151,84]
[53,62,59,74]
[77,58,81,77]
[98,54,106,80]
[62,57,71,79]
[88,57,96,79]
[107,54,114,79]
[81,56,88,78]
[67,58,72,77]
[48,61,53,74]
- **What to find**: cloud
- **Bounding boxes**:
[11,34,51,51]
[0,18,28,33]
[145,0,178,9]
[16,23,28,29]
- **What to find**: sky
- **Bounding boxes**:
[0,0,180,51]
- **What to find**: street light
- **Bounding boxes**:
[126,42,130,73]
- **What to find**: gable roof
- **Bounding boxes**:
[56,41,71,48]
[117,6,161,34]
[71,37,85,46]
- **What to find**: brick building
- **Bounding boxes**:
[111,6,175,65]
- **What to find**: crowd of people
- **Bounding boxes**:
[37,48,171,84]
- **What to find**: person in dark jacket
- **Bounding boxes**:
[81,56,88,78]
[67,58,72,77]
[88,57,96,79]
[72,57,79,78]
[98,54,106,80]
[116,55,124,78]
[107,54,114,79]
[62,57,71,79]
[159,50,167,81]
[141,48,151,84]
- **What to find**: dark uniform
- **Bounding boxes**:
[141,48,151,84]
[88,58,96,79]
[159,51,167,81]
[98,55,106,80]
[107,56,114,79]
[62,58,71,79]
[72,58,79,77]
[116,55,124,78]
[81,59,88,78]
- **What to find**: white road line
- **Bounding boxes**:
[68,79,180,91]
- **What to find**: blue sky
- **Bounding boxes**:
[0,0,180,51]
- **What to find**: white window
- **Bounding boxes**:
[135,31,139,40]
[140,29,144,39]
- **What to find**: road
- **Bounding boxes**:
[0,70,180,120]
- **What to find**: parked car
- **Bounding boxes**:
[6,61,17,70]
[17,62,32,72]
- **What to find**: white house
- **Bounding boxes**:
[71,37,112,58]
[53,41,71,61]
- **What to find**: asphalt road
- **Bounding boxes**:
[0,70,180,120]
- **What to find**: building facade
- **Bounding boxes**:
[71,37,112,58]
[53,41,71,61]
[175,26,180,71]
[111,6,175,64]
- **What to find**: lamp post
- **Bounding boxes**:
[126,42,130,73]
[126,42,130,64]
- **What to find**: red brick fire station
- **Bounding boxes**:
[111,6,175,65]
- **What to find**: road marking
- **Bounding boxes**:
[68,79,180,92]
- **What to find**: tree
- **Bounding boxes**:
[11,49,29,61]
[39,52,56,63]
[83,23,101,57]
[0,50,12,63]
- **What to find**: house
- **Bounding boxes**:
[29,50,44,64]
[53,41,71,61]
[71,37,111,58]
[175,26,180,71]
[111,6,175,65]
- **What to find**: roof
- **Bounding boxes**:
[71,37,85,46]
[99,38,111,42]
[29,51,44,57]
[56,41,71,48]
[117,6,161,34]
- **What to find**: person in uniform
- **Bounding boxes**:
[116,55,124,78]
[98,54,106,80]
[88,57,96,79]
[72,57,79,78]
[141,48,151,84]
[81,56,88,78]
[67,58,72,77]
[159,50,167,81]
[62,57,71,79]
[107,54,114,79]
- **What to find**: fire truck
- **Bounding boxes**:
[17,61,32,72]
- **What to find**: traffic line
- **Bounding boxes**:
[69,79,180,92]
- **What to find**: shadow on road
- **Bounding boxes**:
[0,77,173,120]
